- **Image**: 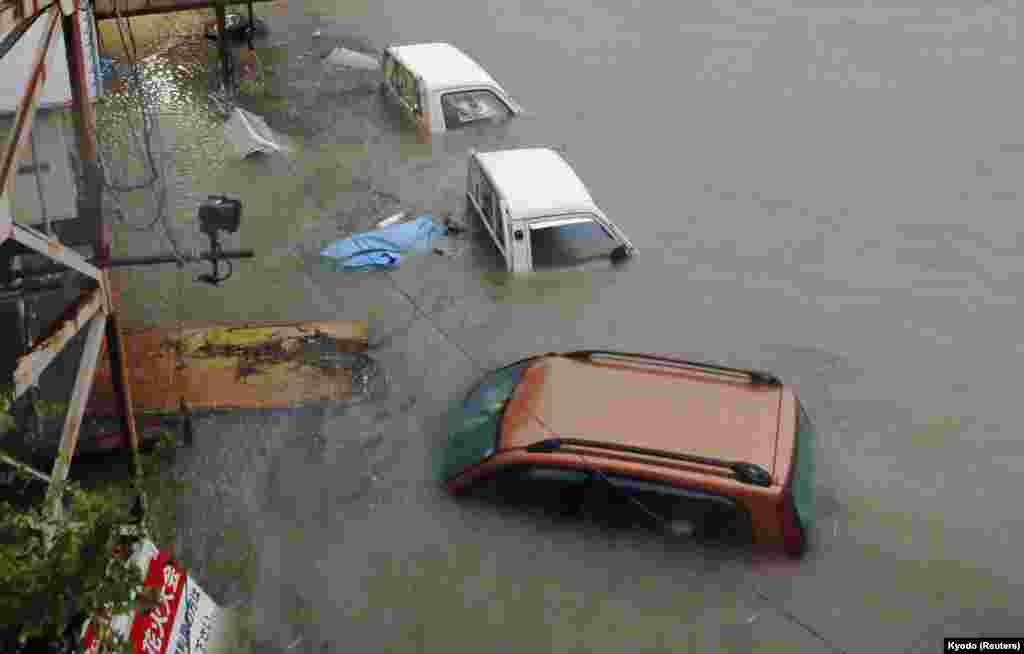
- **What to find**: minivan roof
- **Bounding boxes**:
[474,148,602,221]
[500,355,785,479]
[389,43,501,93]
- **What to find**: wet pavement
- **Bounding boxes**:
[68,0,1024,652]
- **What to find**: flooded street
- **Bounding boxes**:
[93,1,1022,651]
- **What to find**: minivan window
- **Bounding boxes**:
[478,179,504,252]
[442,89,512,130]
[602,474,753,543]
[391,61,421,114]
[495,206,506,248]
[483,465,592,514]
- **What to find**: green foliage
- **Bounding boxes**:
[0,473,143,642]
[0,429,187,647]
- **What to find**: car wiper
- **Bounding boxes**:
[524,437,773,487]
[561,350,781,386]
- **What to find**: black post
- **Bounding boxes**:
[215,2,231,92]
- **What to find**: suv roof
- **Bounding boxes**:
[499,352,789,484]
[474,148,601,221]
[389,42,500,92]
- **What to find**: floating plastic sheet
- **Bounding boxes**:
[320,215,439,271]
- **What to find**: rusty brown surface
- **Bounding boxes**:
[104,312,142,464]
[87,320,370,415]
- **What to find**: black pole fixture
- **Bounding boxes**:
[196,194,242,286]
[246,0,255,50]
[5,197,250,285]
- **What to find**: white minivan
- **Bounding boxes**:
[467,148,636,273]
[381,42,522,134]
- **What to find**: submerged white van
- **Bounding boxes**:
[381,42,522,134]
[467,148,636,273]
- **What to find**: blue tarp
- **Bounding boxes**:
[320,216,439,271]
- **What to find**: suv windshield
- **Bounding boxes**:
[791,403,817,533]
[436,359,535,482]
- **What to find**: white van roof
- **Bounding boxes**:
[389,43,501,93]
[474,148,601,221]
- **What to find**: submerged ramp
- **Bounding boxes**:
[87,320,371,415]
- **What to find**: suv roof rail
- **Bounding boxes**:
[561,350,781,386]
[524,437,773,487]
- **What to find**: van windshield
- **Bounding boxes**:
[529,217,619,269]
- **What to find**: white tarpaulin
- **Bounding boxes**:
[223,107,287,159]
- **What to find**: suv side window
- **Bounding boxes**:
[441,89,512,130]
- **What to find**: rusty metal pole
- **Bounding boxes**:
[104,311,142,475]
[62,2,142,489]
[61,0,109,262]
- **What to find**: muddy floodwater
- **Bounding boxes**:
[82,0,1024,652]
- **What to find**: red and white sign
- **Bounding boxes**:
[80,541,229,654]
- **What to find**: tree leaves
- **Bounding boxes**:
[0,452,160,647]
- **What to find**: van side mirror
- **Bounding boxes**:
[610,244,631,263]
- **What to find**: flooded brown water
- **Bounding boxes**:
[90,1,1024,652]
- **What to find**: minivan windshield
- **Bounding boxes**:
[436,360,535,482]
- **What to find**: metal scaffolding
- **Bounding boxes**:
[1,0,141,516]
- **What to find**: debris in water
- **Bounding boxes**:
[324,47,379,71]
[320,216,439,271]
[443,215,468,234]
[205,14,268,41]
[224,107,287,158]
[377,211,407,228]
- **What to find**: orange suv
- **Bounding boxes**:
[436,351,817,557]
